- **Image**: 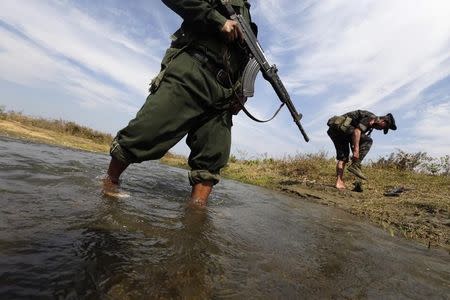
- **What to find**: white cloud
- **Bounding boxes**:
[0,28,62,85]
[0,26,135,114]
[1,0,449,157]
[415,102,450,141]
[0,0,164,96]
[251,0,450,156]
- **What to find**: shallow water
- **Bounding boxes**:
[0,136,449,299]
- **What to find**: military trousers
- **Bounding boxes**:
[327,128,373,162]
[110,51,233,185]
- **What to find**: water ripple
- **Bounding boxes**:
[0,136,449,299]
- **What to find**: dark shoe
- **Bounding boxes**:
[348,162,367,180]
[384,186,408,197]
[352,180,363,192]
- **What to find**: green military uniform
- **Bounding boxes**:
[326,110,376,162]
[110,0,253,185]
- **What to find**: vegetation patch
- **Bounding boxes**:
[1,108,449,251]
[0,107,113,146]
[0,108,112,152]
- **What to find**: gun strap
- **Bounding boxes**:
[240,102,285,123]
[226,73,284,123]
[221,0,285,123]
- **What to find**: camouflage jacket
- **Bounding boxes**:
[341,110,377,134]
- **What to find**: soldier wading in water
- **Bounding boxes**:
[103,0,255,207]
[327,110,397,190]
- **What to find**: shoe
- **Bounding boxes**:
[347,162,367,180]
[352,180,363,192]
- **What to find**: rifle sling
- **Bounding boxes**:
[240,101,285,123]
[226,72,285,123]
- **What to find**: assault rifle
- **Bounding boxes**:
[223,3,310,142]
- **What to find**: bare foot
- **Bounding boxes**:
[102,177,129,198]
[335,182,346,190]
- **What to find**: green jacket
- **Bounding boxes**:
[327,110,377,135]
[162,0,252,74]
[342,110,377,134]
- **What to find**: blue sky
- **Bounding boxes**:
[1,0,449,159]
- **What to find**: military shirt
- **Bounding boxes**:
[342,110,377,134]
[162,0,252,75]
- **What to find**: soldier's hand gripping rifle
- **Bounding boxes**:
[223,3,310,142]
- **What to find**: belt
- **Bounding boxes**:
[185,48,231,88]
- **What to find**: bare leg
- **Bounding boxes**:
[102,157,129,196]
[189,181,213,207]
[106,157,129,183]
[336,160,346,189]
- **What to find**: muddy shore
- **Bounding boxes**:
[1,119,448,252]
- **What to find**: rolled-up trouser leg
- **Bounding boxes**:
[186,110,232,186]
[358,134,373,162]
[110,51,231,185]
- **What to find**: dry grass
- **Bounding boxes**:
[1,108,449,250]
[0,109,112,152]
[0,109,113,145]
[162,152,450,251]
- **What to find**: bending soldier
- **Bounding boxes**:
[327,110,397,189]
[103,0,255,206]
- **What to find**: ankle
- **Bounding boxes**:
[104,174,120,185]
[106,157,128,183]
[190,181,213,206]
[189,197,208,207]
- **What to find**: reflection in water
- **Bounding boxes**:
[68,198,220,299]
[1,136,449,299]
[128,205,219,299]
